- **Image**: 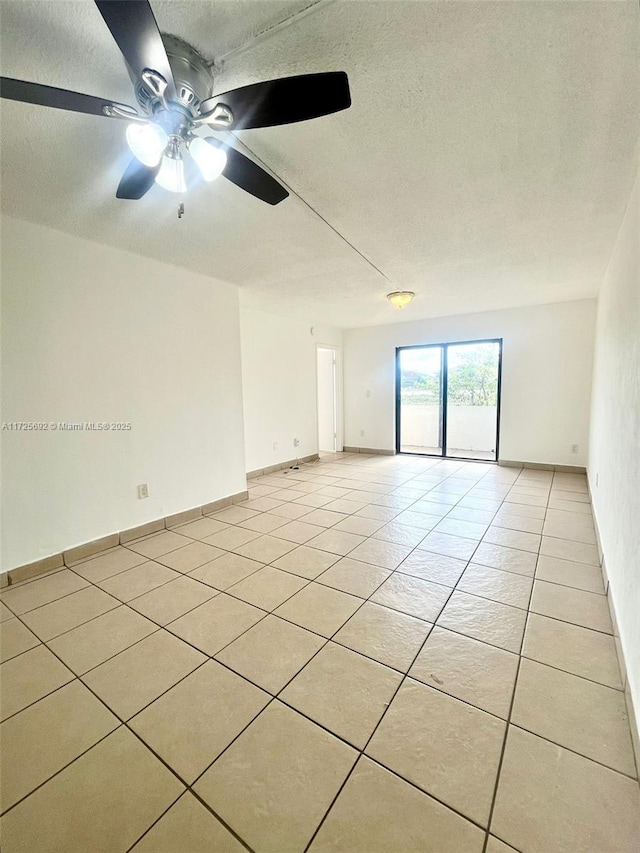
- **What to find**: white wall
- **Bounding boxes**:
[588,169,639,728]
[344,300,596,466]
[240,303,342,472]
[1,215,247,572]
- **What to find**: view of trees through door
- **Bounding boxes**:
[397,339,501,460]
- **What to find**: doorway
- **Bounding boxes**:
[396,339,502,461]
[317,346,340,453]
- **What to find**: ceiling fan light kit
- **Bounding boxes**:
[387,291,416,308]
[188,137,227,183]
[125,121,168,167]
[0,0,351,205]
[155,138,187,193]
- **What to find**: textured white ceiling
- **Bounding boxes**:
[1,0,637,328]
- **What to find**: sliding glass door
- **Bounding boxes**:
[397,345,444,455]
[396,339,502,461]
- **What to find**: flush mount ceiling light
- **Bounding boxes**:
[0,0,352,205]
[387,291,416,308]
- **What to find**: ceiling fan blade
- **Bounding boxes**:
[94,0,176,99]
[0,77,137,118]
[205,140,288,205]
[200,72,351,130]
[116,158,159,199]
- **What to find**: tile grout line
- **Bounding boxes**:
[123,790,254,853]
[2,603,259,853]
[2,457,604,850]
[0,469,580,669]
[504,721,638,781]
[126,459,512,846]
[4,572,619,726]
[479,470,552,853]
[0,464,527,713]
[301,478,510,849]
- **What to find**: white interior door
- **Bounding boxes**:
[317,347,337,452]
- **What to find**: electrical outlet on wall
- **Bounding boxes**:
[293,438,300,447]
[272,442,278,451]
[571,444,579,454]
[360,430,365,437]
[137,483,149,499]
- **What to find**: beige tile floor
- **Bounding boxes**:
[1,453,639,852]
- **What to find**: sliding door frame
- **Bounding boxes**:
[395,337,503,462]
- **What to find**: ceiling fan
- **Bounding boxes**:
[0,0,351,205]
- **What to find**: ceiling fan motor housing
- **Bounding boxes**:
[132,33,214,118]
